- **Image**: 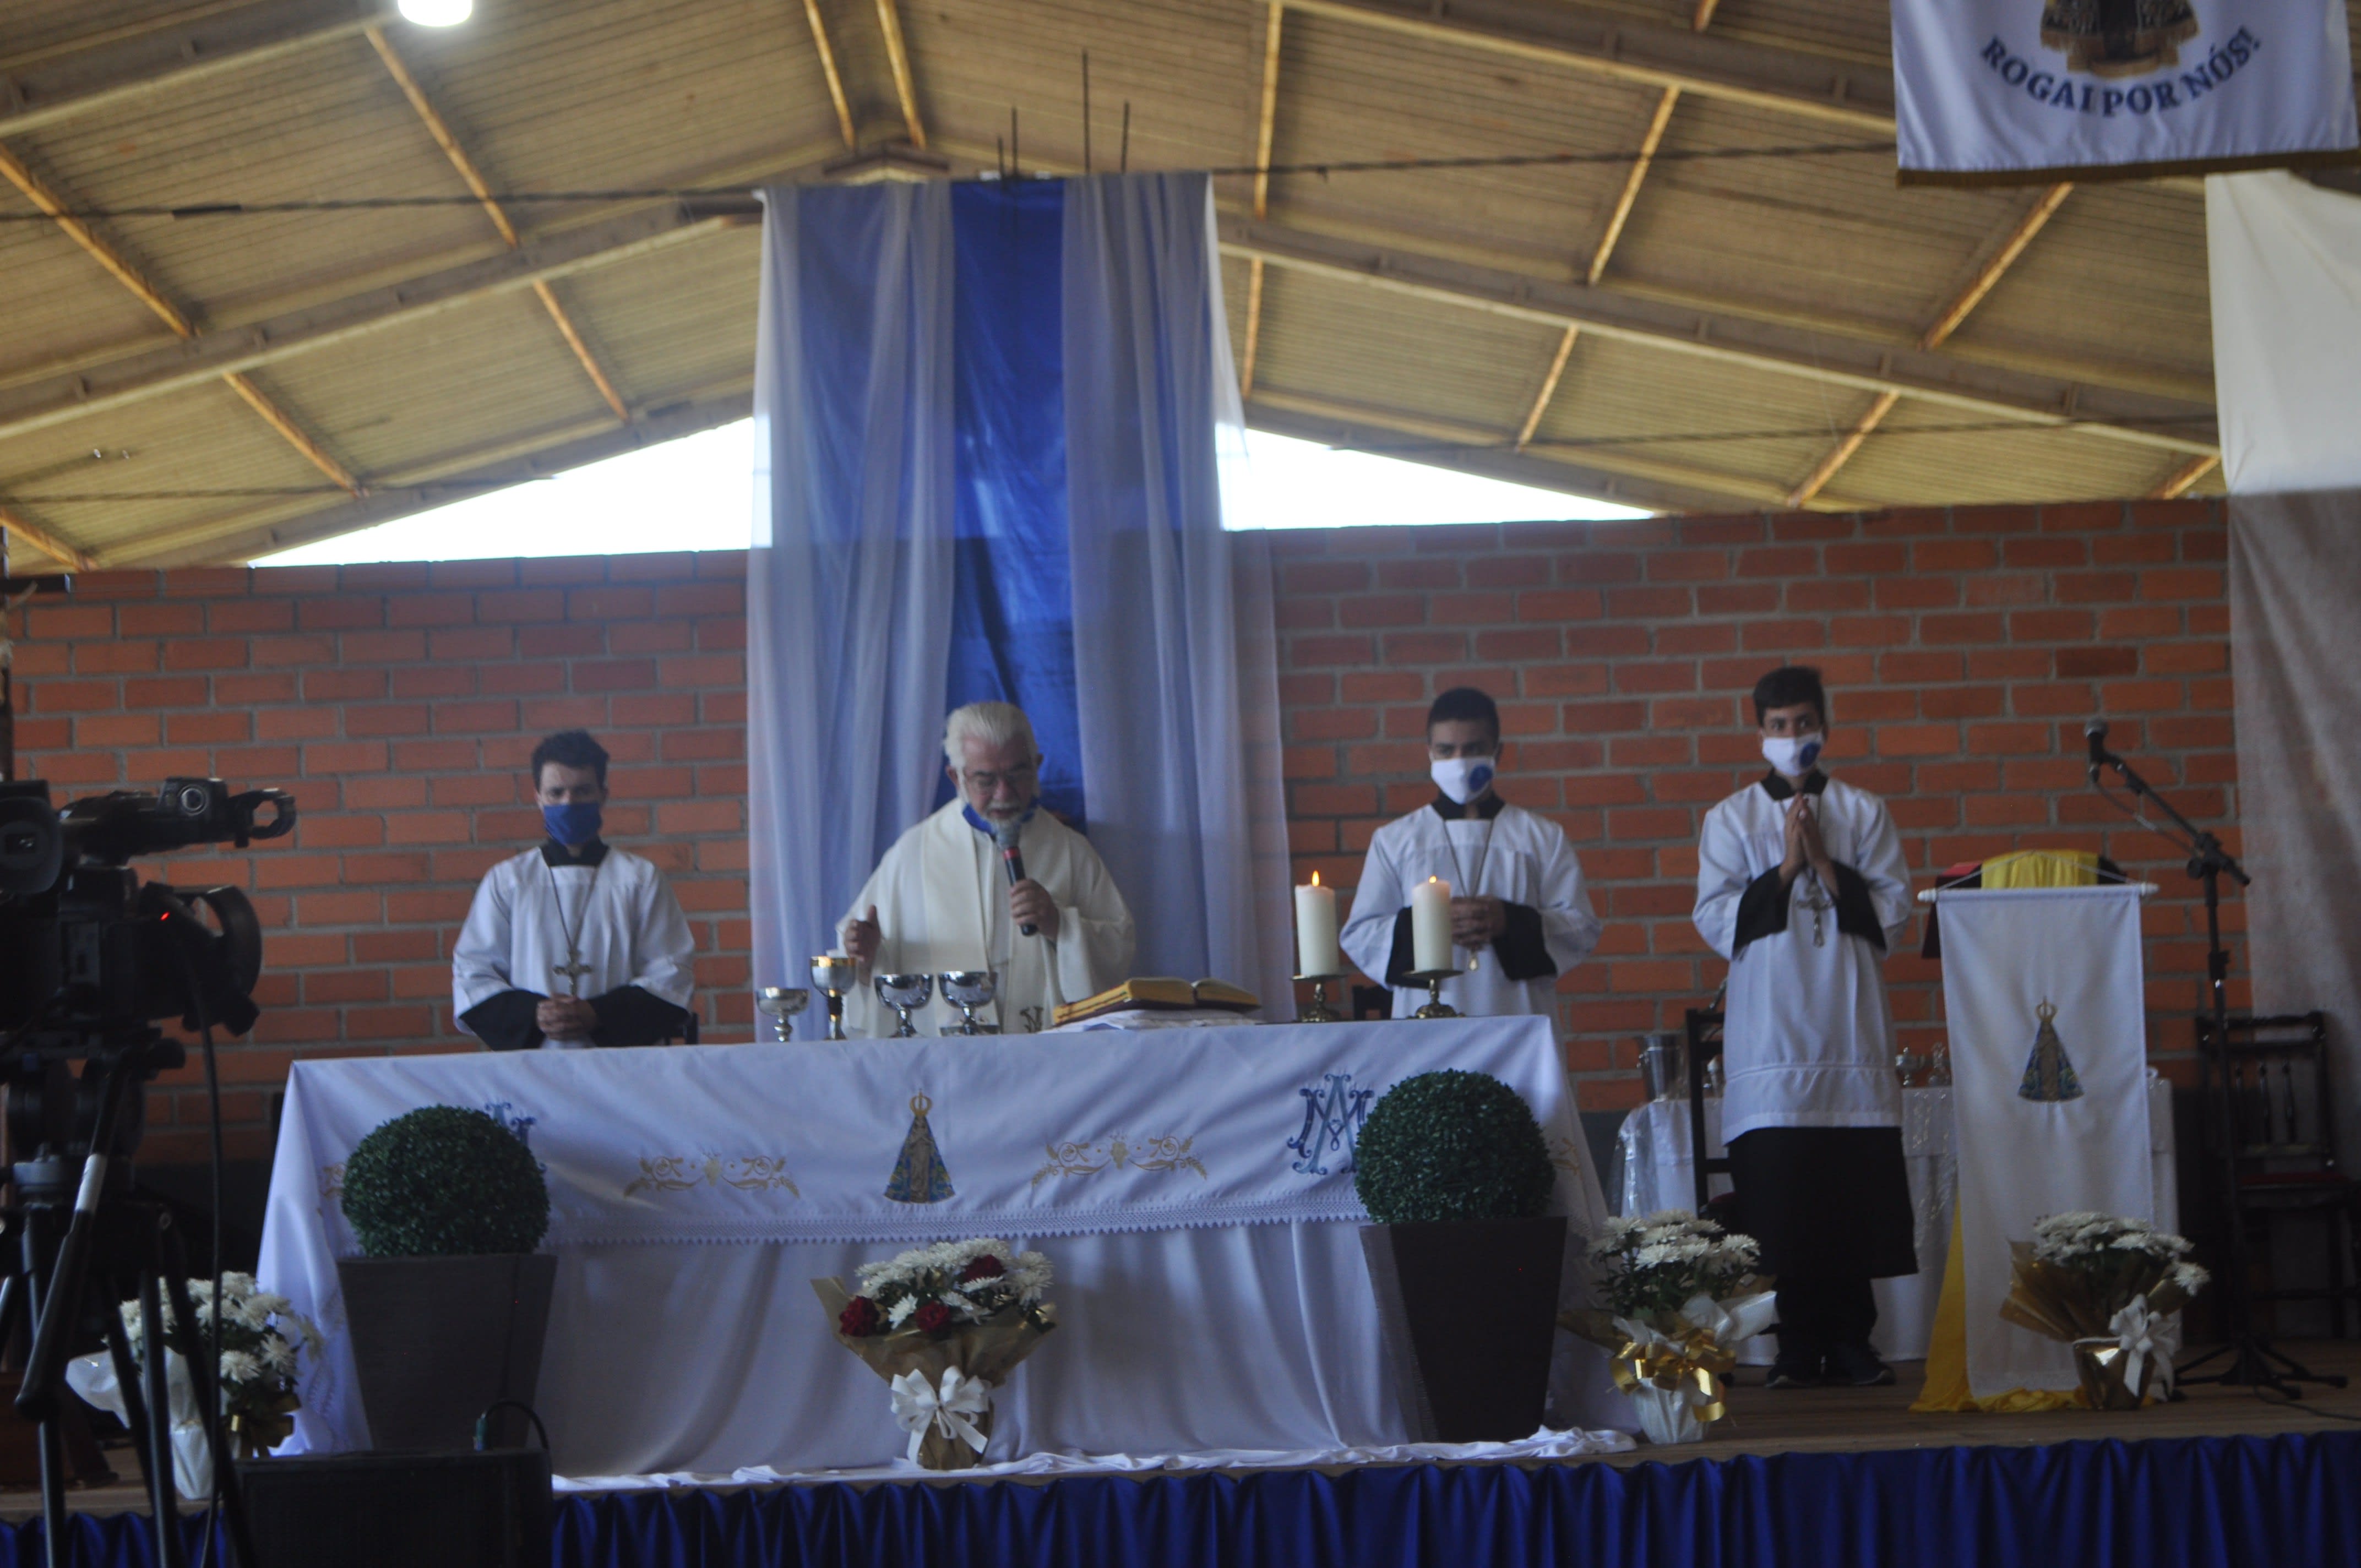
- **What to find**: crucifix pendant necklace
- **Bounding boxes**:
[1798,869,1831,949]
[547,854,603,996]
[1444,820,1495,972]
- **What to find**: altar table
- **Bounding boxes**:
[257,1018,1624,1474]
[1614,1073,2178,1362]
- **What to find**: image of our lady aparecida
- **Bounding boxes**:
[2039,1,2200,77]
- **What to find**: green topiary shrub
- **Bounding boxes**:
[1352,1070,1554,1225]
[341,1107,550,1258]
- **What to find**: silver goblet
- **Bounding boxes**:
[810,954,857,1041]
[875,972,934,1038]
[755,986,810,1043]
[937,970,999,1036]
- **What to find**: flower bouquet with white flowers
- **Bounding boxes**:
[2001,1211,2208,1409]
[1560,1211,1775,1445]
[813,1238,1056,1469]
[66,1273,319,1497]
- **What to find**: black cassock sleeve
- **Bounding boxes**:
[1489,903,1557,983]
[1384,908,1419,988]
[1830,862,1887,954]
[589,984,690,1047]
[1731,867,1791,956]
[461,989,545,1052]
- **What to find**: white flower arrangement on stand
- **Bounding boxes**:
[2004,1212,2209,1408]
[1562,1211,1775,1445]
[65,1273,319,1497]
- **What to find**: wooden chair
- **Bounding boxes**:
[1685,1007,1730,1213]
[2196,1011,2361,1337]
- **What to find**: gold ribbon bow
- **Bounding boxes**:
[1607,1328,1736,1427]
[230,1391,301,1459]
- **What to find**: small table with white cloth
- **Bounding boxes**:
[258,1017,1626,1476]
[1614,1075,2178,1363]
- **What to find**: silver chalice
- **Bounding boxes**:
[937,970,999,1036]
[875,972,934,1038]
[755,986,810,1042]
[810,954,857,1041]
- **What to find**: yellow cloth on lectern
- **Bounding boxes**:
[1911,1208,2087,1413]
[1981,850,2099,889]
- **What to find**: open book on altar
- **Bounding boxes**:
[1051,978,1260,1028]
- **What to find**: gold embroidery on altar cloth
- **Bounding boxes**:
[1030,1134,1207,1187]
[622,1155,802,1197]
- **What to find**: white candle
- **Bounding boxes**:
[1410,875,1454,974]
[1294,872,1342,977]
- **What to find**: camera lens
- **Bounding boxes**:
[175,783,211,816]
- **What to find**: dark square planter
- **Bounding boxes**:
[1360,1215,1566,1443]
[338,1253,557,1452]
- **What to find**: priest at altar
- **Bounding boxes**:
[453,729,697,1049]
[839,702,1135,1036]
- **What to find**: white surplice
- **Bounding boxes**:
[838,801,1135,1036]
[452,846,697,1048]
[1341,799,1601,1019]
[1692,775,1913,1141]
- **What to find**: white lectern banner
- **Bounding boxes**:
[1937,886,2153,1395]
[1892,0,2358,184]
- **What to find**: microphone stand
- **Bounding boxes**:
[2090,737,2343,1395]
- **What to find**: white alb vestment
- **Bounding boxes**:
[839,801,1135,1036]
[453,846,697,1048]
[1342,799,1601,1019]
[1693,775,1913,1142]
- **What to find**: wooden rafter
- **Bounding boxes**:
[0,140,360,498]
[801,0,858,149]
[2149,453,2219,499]
[1588,88,1678,287]
[1240,1,1286,400]
[366,26,632,424]
[0,503,95,571]
[1514,325,1578,451]
[1785,182,2075,506]
[874,0,927,150]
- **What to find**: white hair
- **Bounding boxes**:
[943,701,1038,766]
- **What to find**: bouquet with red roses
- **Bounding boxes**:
[813,1239,1056,1469]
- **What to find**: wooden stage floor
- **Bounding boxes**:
[6,1342,2357,1520]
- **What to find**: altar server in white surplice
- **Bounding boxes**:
[453,729,697,1050]
[1343,687,1600,1018]
[840,702,1135,1036]
[1694,666,1917,1391]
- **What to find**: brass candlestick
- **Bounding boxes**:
[1402,967,1461,1020]
[1294,973,1345,1023]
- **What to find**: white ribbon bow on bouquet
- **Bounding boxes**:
[2109,1294,2170,1399]
[889,1366,992,1464]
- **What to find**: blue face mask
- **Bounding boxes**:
[542,801,603,846]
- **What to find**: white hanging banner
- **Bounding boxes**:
[1892,1,2359,186]
[1935,886,2153,1396]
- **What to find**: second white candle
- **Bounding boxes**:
[1410,875,1454,973]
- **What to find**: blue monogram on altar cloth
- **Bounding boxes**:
[1288,1073,1372,1177]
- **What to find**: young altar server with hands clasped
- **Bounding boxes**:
[1342,687,1600,1018]
[1693,666,1918,1389]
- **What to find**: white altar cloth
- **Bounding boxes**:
[1615,1076,2177,1364]
[258,1018,1624,1474]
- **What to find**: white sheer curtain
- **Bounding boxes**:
[2229,491,2361,1163]
[748,184,958,987]
[1062,173,1296,1015]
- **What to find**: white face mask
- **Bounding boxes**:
[1430,755,1497,805]
[1761,734,1824,777]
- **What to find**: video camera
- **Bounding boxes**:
[0,777,295,1059]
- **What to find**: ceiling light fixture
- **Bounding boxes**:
[398,0,473,25]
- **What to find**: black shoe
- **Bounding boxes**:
[1824,1342,1896,1387]
[1766,1354,1822,1389]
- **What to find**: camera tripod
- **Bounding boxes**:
[1,1033,262,1568]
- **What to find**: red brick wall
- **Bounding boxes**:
[9,497,2234,1153]
[10,554,752,1161]
[1273,499,2237,1111]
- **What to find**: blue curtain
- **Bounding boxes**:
[528,1429,2351,1568]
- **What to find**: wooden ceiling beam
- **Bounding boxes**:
[1286,0,1893,132]
[0,0,388,139]
[1240,2,1286,399]
[0,141,360,494]
[0,202,744,445]
[2148,453,2219,499]
[1219,216,2216,458]
[874,0,927,150]
[365,25,632,423]
[1785,182,2074,505]
[1513,325,1577,451]
[0,503,95,571]
[802,0,859,150]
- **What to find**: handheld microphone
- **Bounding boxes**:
[993,819,1037,937]
[2085,720,2110,783]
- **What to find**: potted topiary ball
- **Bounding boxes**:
[1353,1070,1564,1442]
[336,1107,554,1452]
